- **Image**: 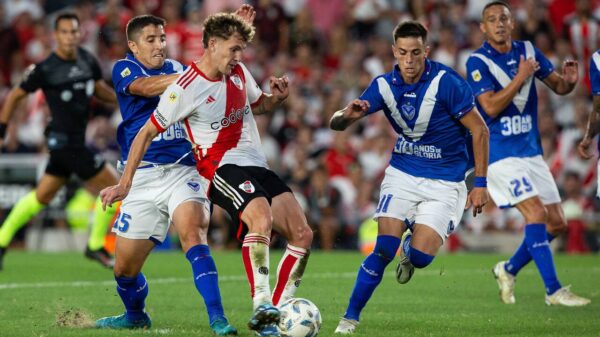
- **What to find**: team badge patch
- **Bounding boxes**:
[239,180,255,193]
[471,69,482,82]
[230,74,243,90]
[447,220,455,235]
[168,92,178,102]
[120,67,131,78]
[401,104,416,120]
[187,181,200,192]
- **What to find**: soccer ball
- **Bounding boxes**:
[278,298,322,337]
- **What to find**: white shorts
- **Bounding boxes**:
[488,155,561,208]
[373,166,468,241]
[113,165,210,243]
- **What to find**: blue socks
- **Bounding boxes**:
[505,230,555,276]
[401,234,435,268]
[520,224,561,294]
[186,244,225,324]
[345,235,400,321]
[115,273,148,321]
[407,246,434,268]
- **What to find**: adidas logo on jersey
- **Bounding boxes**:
[205,95,215,104]
[403,92,416,98]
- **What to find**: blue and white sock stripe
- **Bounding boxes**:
[213,173,244,209]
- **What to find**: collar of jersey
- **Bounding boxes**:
[391,59,433,87]
[482,41,518,57]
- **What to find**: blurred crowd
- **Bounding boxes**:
[0,0,599,253]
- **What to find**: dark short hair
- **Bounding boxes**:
[482,1,512,17]
[393,21,428,42]
[54,12,80,30]
[202,13,255,48]
[126,15,166,41]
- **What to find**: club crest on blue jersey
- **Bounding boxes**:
[187,181,200,192]
[401,103,416,120]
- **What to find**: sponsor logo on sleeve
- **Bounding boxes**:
[168,91,178,103]
[120,67,131,78]
[154,109,169,128]
[471,69,482,82]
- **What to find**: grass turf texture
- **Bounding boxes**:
[0,251,597,337]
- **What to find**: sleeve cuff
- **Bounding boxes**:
[250,93,266,109]
[473,86,494,98]
[150,114,166,133]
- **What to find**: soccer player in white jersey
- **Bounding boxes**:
[466,1,590,307]
[331,21,490,334]
[94,11,255,334]
[579,50,600,197]
[100,12,313,337]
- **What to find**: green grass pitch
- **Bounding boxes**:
[0,251,598,337]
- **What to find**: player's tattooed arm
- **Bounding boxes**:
[94,80,117,104]
[460,107,490,217]
[578,95,600,160]
[330,99,369,131]
[477,56,538,118]
[128,74,180,97]
[253,76,289,115]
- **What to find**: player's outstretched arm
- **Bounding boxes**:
[253,76,289,115]
[477,56,539,118]
[543,60,578,95]
[578,95,600,160]
[94,79,117,104]
[460,108,490,217]
[329,99,370,131]
[0,86,28,148]
[128,74,180,98]
[100,119,159,210]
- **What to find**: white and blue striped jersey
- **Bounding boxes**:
[113,54,194,166]
[466,41,554,164]
[360,60,475,182]
[591,50,600,152]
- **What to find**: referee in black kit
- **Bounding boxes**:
[0,13,119,270]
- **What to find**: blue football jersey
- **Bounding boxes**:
[113,54,194,166]
[360,60,475,182]
[591,49,600,152]
[592,50,600,96]
[466,41,554,164]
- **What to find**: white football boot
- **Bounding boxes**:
[545,286,591,307]
[334,317,359,334]
[492,261,516,304]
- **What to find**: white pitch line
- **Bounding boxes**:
[2,265,597,291]
[0,272,356,290]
